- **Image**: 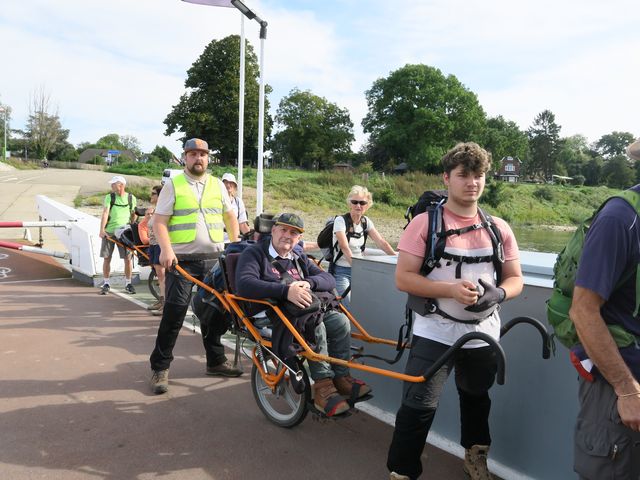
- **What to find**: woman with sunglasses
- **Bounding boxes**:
[332,185,396,308]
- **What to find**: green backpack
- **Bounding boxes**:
[546,189,640,349]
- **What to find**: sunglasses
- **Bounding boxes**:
[350,200,368,206]
[151,191,159,195]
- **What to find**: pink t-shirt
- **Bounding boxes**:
[398,207,519,347]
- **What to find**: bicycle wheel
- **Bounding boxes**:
[251,357,309,428]
[148,268,161,300]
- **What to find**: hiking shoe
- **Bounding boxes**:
[147,297,164,311]
[125,284,136,294]
[206,359,243,377]
[150,369,169,395]
[390,473,411,480]
[463,445,493,480]
[99,284,110,295]
[312,377,350,417]
[333,375,372,401]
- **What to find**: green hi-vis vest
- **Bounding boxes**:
[168,173,224,244]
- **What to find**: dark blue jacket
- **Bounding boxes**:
[236,237,336,301]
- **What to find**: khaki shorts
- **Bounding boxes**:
[574,376,640,479]
[100,236,131,259]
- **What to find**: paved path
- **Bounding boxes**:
[0,167,154,249]
[0,248,470,480]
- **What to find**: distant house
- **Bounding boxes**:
[333,162,354,172]
[78,149,136,164]
[495,156,522,183]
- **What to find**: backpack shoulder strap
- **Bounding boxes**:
[331,213,352,265]
[420,202,446,275]
[107,192,116,223]
[128,192,133,212]
[477,207,505,285]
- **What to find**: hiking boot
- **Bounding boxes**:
[463,445,493,480]
[99,284,110,295]
[125,284,136,294]
[389,472,411,480]
[206,359,243,377]
[333,375,372,401]
[150,369,169,395]
[312,377,350,417]
[147,297,164,311]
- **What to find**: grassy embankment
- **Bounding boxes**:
[72,162,620,246]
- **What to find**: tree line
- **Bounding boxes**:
[2,35,637,189]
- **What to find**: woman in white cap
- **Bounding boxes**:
[222,172,251,239]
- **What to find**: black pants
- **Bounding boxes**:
[149,259,227,371]
[387,336,498,479]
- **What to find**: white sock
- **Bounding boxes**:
[125,278,131,285]
[103,278,110,286]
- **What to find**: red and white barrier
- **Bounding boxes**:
[0,221,75,228]
[0,240,69,259]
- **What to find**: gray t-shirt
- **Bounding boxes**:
[154,171,233,255]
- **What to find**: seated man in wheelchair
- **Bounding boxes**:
[236,212,371,417]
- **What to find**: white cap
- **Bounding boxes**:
[108,175,127,185]
[222,173,237,185]
[627,139,640,161]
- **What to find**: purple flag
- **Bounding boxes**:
[182,0,234,7]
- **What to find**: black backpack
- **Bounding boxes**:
[405,190,504,280]
[316,213,368,266]
[107,192,134,223]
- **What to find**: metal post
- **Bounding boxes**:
[256,22,266,215]
[237,14,245,200]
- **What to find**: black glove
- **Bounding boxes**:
[464,278,506,313]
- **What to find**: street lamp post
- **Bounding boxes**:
[231,0,267,215]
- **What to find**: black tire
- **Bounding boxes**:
[148,268,161,300]
[251,357,309,428]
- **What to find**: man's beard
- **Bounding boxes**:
[187,163,206,177]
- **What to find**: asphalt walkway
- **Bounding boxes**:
[0,247,469,480]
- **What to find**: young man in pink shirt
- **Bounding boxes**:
[387,142,523,480]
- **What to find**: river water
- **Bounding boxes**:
[512,226,574,254]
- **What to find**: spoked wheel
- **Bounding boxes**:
[251,356,310,428]
[148,268,161,300]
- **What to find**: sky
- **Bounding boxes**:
[1,0,638,158]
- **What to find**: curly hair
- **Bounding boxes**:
[441,142,492,175]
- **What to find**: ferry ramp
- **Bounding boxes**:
[0,247,469,480]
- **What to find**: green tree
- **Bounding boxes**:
[583,157,604,186]
[271,89,354,169]
[602,155,635,188]
[95,134,125,150]
[150,145,175,164]
[362,64,486,172]
[527,110,561,181]
[49,141,79,162]
[481,116,529,171]
[164,35,273,166]
[595,131,635,159]
[25,87,69,161]
[120,134,142,158]
[556,135,591,178]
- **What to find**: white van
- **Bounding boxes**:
[161,168,183,185]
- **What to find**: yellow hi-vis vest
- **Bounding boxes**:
[168,173,224,244]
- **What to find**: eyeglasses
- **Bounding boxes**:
[350,200,368,206]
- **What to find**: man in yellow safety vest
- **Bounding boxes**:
[149,138,240,394]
